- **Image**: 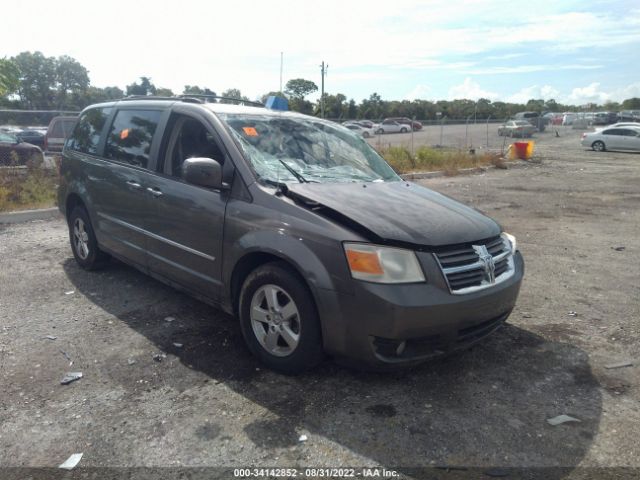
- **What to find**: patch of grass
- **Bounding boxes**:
[379,146,503,175]
[0,166,58,212]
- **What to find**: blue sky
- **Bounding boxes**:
[2,0,639,104]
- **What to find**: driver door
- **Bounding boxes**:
[143,112,232,301]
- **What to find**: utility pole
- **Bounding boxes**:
[320,61,328,118]
[279,52,283,94]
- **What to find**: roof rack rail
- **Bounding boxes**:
[119,95,265,108]
[177,94,265,108]
[121,95,179,101]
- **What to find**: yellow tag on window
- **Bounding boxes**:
[242,127,258,137]
[120,129,130,140]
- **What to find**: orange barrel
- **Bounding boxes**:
[513,142,529,160]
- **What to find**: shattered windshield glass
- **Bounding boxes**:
[217,113,400,184]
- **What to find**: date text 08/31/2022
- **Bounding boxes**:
[233,467,400,478]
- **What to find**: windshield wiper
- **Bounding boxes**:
[275,157,309,184]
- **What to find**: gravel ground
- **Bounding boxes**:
[0,129,638,479]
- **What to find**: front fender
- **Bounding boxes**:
[225,230,338,294]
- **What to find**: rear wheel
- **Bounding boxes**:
[68,206,109,270]
[238,262,324,374]
[375,128,384,134]
[400,127,408,133]
[362,131,370,138]
[592,141,605,152]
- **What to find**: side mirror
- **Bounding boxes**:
[181,157,226,189]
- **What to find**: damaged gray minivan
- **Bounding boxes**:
[58,97,524,373]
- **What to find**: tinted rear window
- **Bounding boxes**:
[105,109,162,168]
[67,108,111,154]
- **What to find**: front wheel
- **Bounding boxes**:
[68,206,109,270]
[400,127,408,133]
[592,141,605,152]
[375,128,384,134]
[362,131,370,138]
[238,262,324,374]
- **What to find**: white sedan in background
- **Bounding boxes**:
[581,126,640,152]
[374,120,411,134]
[343,123,377,138]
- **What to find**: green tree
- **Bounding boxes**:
[55,55,89,107]
[319,93,347,119]
[220,88,249,103]
[126,77,156,96]
[285,78,318,99]
[260,91,285,103]
[183,85,216,97]
[12,51,57,108]
[155,87,174,97]
[621,97,640,109]
[0,58,20,97]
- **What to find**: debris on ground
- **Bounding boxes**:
[604,360,633,369]
[60,350,72,363]
[44,335,57,340]
[64,290,75,295]
[58,452,83,470]
[547,414,581,426]
[612,246,625,251]
[522,312,532,318]
[60,372,83,385]
[127,358,136,365]
[172,343,183,348]
[298,434,308,442]
[164,316,175,322]
[153,353,167,362]
[567,311,578,317]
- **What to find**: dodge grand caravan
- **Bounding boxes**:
[58,96,524,373]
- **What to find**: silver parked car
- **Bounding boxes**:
[343,123,376,138]
[374,120,410,134]
[497,120,537,138]
[581,127,640,152]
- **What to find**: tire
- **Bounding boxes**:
[400,127,408,133]
[375,128,384,134]
[362,132,370,138]
[238,262,324,374]
[592,141,605,152]
[68,206,109,270]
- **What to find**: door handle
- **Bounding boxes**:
[126,180,142,189]
[147,187,163,198]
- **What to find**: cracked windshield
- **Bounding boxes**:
[219,113,399,183]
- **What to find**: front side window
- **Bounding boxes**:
[218,113,399,184]
[67,108,111,154]
[105,109,162,168]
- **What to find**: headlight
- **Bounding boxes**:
[501,232,517,252]
[343,243,425,284]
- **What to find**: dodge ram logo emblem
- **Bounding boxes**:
[473,245,496,283]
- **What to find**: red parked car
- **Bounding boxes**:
[384,117,423,131]
[0,131,44,166]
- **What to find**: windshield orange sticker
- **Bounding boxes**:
[120,129,130,140]
[242,127,258,136]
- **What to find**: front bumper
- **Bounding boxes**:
[317,251,524,367]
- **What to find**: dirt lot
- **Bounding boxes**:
[0,129,638,479]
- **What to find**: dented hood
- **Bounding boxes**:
[287,181,500,247]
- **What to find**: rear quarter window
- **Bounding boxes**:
[67,108,111,154]
[105,109,162,168]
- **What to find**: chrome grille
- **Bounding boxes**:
[434,235,515,294]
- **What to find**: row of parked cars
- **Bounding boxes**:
[342,117,423,137]
[0,116,77,166]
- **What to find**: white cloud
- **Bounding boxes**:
[506,85,560,103]
[448,78,498,100]
[566,83,611,104]
[404,85,432,100]
[464,64,603,75]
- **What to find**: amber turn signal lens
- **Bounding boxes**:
[345,249,384,275]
